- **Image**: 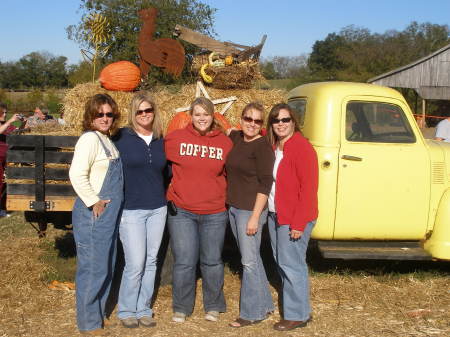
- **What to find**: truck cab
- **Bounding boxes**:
[287,82,450,260]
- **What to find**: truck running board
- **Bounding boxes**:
[316,241,432,261]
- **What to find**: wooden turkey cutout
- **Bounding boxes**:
[138,8,185,77]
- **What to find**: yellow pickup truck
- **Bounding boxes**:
[287,81,450,261]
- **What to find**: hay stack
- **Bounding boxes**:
[61,82,286,136]
[204,61,263,89]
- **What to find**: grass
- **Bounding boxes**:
[38,231,76,283]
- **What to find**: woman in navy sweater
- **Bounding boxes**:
[113,92,167,329]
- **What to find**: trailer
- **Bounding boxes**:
[6,134,77,236]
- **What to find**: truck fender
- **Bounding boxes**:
[423,188,450,260]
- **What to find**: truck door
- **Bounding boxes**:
[334,99,430,240]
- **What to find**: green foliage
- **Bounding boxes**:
[0,89,11,106]
[308,22,450,82]
[45,89,63,115]
[26,90,44,109]
[66,0,216,85]
[0,52,69,90]
[68,60,102,86]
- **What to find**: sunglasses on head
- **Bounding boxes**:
[95,112,114,118]
[242,116,264,126]
[136,107,154,115]
[271,117,292,124]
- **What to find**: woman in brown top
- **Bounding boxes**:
[225,102,275,327]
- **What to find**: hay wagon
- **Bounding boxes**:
[6,134,77,236]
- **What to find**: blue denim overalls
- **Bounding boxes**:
[72,132,123,332]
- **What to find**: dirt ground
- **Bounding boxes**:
[0,214,449,337]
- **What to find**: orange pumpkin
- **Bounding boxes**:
[214,112,232,130]
[99,61,141,91]
[166,111,191,134]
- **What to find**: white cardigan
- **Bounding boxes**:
[69,131,119,207]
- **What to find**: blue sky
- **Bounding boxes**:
[1,0,449,65]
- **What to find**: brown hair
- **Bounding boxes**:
[82,94,120,135]
[241,102,265,118]
[128,91,162,139]
[189,97,220,131]
[266,103,300,145]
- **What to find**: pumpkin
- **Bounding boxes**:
[99,61,141,91]
[166,111,238,134]
[225,55,233,66]
[166,111,191,134]
[214,112,232,130]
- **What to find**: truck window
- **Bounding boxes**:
[288,99,306,127]
[345,101,416,143]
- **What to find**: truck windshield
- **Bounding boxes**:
[346,101,416,143]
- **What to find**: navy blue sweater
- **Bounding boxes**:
[113,127,167,210]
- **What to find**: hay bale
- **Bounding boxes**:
[61,82,286,136]
[205,61,263,89]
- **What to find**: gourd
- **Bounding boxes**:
[225,55,233,66]
[99,61,141,91]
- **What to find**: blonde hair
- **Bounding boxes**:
[129,91,162,139]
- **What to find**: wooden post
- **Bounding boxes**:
[422,99,426,128]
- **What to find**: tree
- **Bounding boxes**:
[308,22,450,83]
[66,0,216,84]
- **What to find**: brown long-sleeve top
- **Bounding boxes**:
[225,130,275,211]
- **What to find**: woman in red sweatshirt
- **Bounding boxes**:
[165,97,232,323]
[266,103,318,332]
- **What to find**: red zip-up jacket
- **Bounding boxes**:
[165,124,233,214]
[275,132,318,231]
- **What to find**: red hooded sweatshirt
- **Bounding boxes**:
[165,124,233,214]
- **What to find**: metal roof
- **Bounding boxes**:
[367,44,450,100]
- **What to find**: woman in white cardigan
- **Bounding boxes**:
[69,93,123,336]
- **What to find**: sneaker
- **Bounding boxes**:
[205,311,219,322]
[120,317,139,328]
[172,312,186,323]
[138,316,156,327]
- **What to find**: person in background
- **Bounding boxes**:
[225,102,275,328]
[266,103,318,332]
[113,92,167,329]
[57,111,66,125]
[165,97,232,323]
[0,103,23,217]
[24,107,47,128]
[42,108,54,120]
[434,116,450,142]
[69,94,123,336]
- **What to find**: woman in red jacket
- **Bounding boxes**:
[165,97,233,323]
[266,103,318,331]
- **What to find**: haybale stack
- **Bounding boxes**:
[204,61,263,89]
[61,82,286,136]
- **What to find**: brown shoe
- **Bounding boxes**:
[273,319,308,331]
[138,316,156,327]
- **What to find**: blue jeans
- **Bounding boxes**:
[228,207,274,320]
[168,207,227,315]
[268,212,315,321]
[117,206,167,319]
